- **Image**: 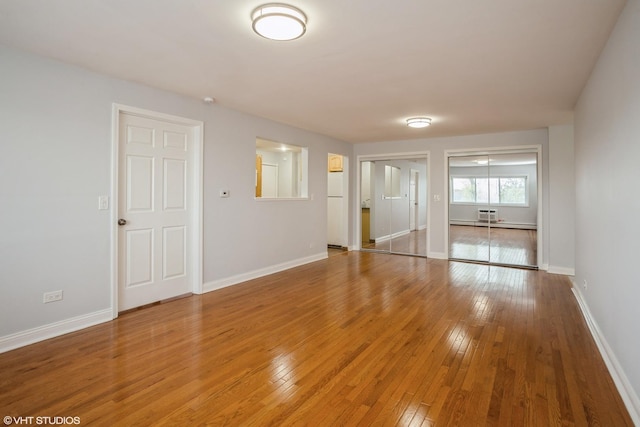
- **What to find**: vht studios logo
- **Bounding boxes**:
[3,416,81,425]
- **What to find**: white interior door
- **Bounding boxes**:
[118,113,192,311]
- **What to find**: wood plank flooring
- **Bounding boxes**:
[449,225,537,267]
[0,252,632,426]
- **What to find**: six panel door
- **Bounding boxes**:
[118,113,192,311]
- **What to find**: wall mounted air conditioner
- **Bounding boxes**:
[478,208,497,223]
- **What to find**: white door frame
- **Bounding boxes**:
[110,104,204,318]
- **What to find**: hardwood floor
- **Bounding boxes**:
[449,225,537,267]
[0,252,632,426]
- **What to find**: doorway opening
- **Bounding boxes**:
[327,153,349,252]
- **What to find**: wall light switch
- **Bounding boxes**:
[219,190,230,198]
[98,195,109,210]
[433,194,441,202]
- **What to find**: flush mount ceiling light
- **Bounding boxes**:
[252,3,307,41]
[406,117,432,128]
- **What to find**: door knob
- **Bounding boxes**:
[118,219,127,226]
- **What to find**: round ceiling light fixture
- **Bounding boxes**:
[252,3,307,41]
[406,117,432,128]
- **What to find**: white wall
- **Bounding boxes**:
[574,0,640,420]
[0,46,352,343]
[548,125,575,274]
[354,130,549,260]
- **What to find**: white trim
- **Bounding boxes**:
[427,251,448,259]
[0,309,112,354]
[425,154,432,256]
[547,266,575,276]
[448,220,537,230]
[443,150,450,259]
[111,104,204,315]
[342,156,350,249]
[572,287,640,425]
[373,229,411,243]
[203,252,328,293]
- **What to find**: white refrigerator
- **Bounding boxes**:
[327,171,344,247]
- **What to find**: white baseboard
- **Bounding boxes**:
[572,287,640,425]
[449,220,537,230]
[427,251,448,260]
[203,252,328,293]
[373,229,411,243]
[0,308,113,354]
[547,265,575,276]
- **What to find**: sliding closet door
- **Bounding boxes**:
[360,160,389,252]
[448,155,490,263]
[449,152,539,268]
[487,153,538,267]
[361,157,428,256]
[389,158,427,256]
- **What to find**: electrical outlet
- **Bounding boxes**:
[583,279,588,290]
[43,290,63,303]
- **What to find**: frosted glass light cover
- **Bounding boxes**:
[252,4,307,41]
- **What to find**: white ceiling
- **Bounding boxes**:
[0,0,626,143]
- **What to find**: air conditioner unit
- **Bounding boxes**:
[478,208,497,223]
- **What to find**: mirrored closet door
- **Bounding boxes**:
[360,157,428,257]
[448,152,538,268]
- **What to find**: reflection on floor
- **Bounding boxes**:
[362,230,427,256]
[327,247,348,257]
[449,225,537,267]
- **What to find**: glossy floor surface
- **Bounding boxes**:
[449,225,537,267]
[0,253,631,426]
[362,230,427,256]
